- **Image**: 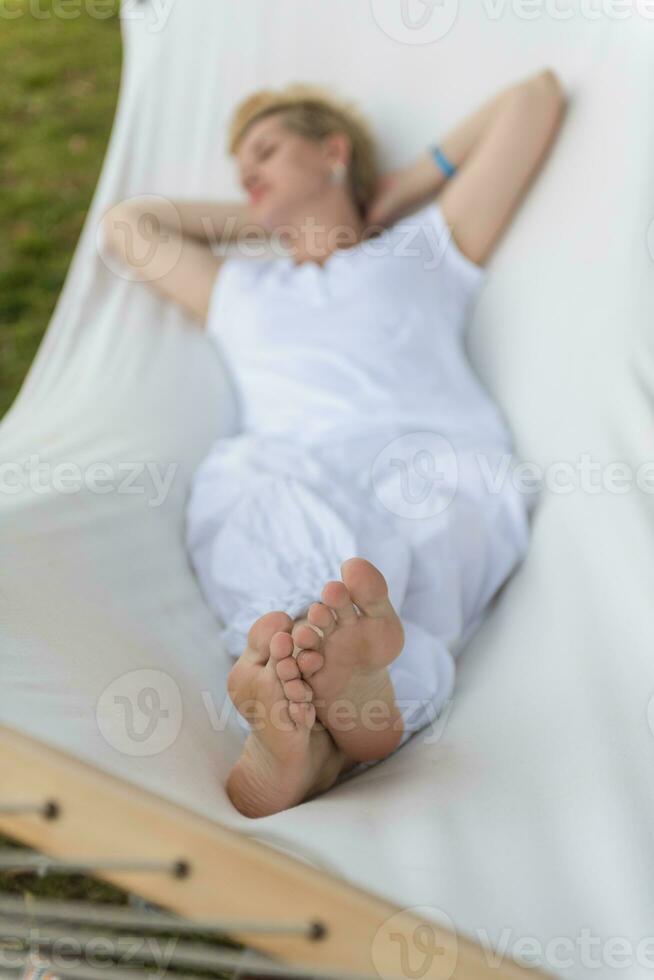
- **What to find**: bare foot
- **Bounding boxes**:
[291,557,405,763]
[226,611,357,817]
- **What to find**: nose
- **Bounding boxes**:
[240,167,260,193]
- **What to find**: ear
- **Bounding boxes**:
[323,131,352,169]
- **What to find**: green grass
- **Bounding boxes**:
[0,0,123,421]
[0,12,249,972]
[0,834,129,904]
[0,0,144,939]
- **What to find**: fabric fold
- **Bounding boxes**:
[209,473,359,657]
[185,432,414,659]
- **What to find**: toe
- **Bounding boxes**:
[292,622,322,651]
[246,611,294,664]
[322,579,359,626]
[288,700,316,730]
[307,602,336,637]
[276,655,300,683]
[341,557,392,618]
[269,630,295,664]
[283,678,314,702]
[296,649,324,678]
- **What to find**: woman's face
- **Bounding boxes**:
[235,113,341,233]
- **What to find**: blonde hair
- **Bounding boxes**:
[227,83,378,219]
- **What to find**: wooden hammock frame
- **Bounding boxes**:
[0,724,551,980]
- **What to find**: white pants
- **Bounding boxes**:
[185,428,536,779]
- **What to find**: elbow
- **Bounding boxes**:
[99,201,134,260]
[99,206,116,255]
[513,67,567,136]
[510,68,567,125]
[533,67,567,112]
[98,208,115,256]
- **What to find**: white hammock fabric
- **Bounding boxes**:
[2,3,654,978]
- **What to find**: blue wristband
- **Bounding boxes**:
[429,144,457,179]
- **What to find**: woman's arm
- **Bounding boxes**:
[367,68,567,265]
[113,198,267,249]
[99,198,268,325]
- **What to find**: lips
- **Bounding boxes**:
[250,185,268,203]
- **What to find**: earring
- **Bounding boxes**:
[329,161,347,185]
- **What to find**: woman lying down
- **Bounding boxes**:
[102,70,565,818]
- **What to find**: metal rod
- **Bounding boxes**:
[0,801,59,820]
[0,854,189,878]
[0,926,384,980]
[0,894,324,940]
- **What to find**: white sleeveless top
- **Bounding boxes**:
[204,199,512,454]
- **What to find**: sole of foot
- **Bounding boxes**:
[291,557,406,763]
[225,610,353,817]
